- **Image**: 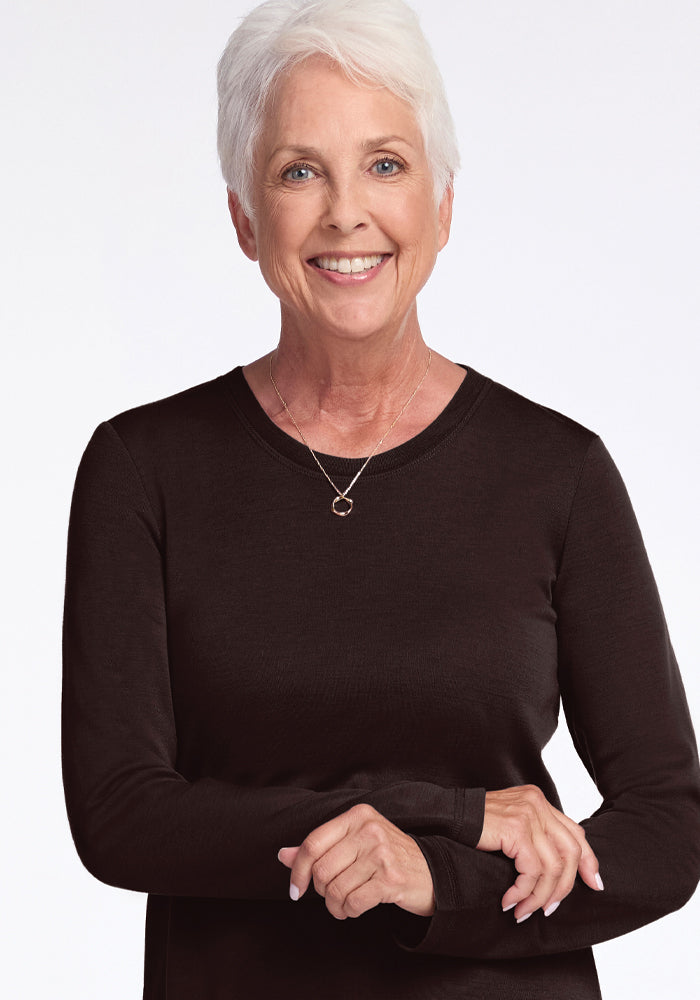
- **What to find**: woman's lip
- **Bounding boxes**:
[306,253,392,285]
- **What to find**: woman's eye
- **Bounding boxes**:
[283,164,315,181]
[373,158,402,176]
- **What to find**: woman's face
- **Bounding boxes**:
[230,56,453,344]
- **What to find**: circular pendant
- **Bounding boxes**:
[332,495,353,517]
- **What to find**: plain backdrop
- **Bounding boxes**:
[2,1,698,996]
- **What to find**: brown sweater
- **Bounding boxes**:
[61,364,700,999]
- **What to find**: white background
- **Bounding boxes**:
[2,1,699,995]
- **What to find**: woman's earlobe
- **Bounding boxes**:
[227,189,259,261]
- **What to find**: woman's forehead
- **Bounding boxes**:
[259,59,421,155]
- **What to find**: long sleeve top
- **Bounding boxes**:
[61,364,700,999]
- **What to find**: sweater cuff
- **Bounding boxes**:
[389,790,485,952]
[455,787,486,846]
[390,834,460,953]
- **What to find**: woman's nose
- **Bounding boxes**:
[321,180,369,234]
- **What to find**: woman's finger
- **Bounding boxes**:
[511,826,565,922]
[543,826,581,914]
[550,807,604,893]
[515,819,581,920]
[484,786,601,918]
[314,844,366,919]
[276,845,300,869]
[501,870,538,913]
[284,807,360,900]
[485,785,559,913]
[499,830,546,912]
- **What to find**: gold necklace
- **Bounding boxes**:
[268,349,432,517]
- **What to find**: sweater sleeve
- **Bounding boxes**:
[61,420,486,898]
[390,436,700,958]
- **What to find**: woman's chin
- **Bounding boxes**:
[307,312,404,344]
[285,295,414,345]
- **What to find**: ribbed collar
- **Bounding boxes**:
[221,363,490,479]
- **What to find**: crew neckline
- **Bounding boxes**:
[221,363,490,479]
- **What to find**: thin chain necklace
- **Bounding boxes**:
[268,348,432,517]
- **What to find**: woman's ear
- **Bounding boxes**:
[437,180,454,252]
[227,189,259,261]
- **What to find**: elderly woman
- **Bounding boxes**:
[61,0,700,997]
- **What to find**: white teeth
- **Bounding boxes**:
[313,254,385,273]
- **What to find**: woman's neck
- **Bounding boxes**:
[274,334,428,423]
[241,314,466,458]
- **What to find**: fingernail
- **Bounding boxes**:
[502,902,516,912]
[289,883,300,901]
[277,849,285,862]
[516,912,532,924]
[544,901,560,917]
[595,873,604,891]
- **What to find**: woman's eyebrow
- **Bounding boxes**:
[270,144,323,159]
[270,136,413,159]
[361,135,413,149]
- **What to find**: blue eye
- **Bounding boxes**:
[373,158,402,176]
[284,164,315,181]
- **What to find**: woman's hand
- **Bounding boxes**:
[277,803,435,920]
[477,785,604,922]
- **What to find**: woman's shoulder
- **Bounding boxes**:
[106,367,236,438]
[468,367,600,464]
[70,368,243,494]
[70,367,245,473]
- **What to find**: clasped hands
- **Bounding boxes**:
[277,785,604,924]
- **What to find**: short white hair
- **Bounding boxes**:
[217,0,460,218]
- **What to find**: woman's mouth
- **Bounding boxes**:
[309,253,388,274]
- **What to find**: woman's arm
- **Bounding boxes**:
[390,437,700,958]
[61,420,485,898]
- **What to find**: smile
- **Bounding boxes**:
[310,254,388,274]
